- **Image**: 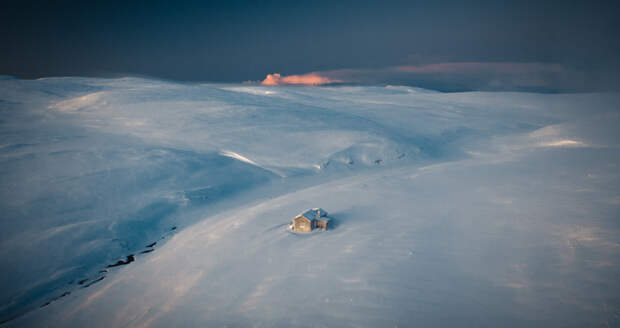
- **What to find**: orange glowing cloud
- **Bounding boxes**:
[261,72,340,86]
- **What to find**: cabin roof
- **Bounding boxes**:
[296,208,330,222]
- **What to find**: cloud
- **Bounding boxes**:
[392,62,572,91]
[256,61,598,92]
[394,62,564,75]
[260,72,340,86]
[258,62,589,92]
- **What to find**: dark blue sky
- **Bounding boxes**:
[2,0,619,91]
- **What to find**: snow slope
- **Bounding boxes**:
[1,77,619,327]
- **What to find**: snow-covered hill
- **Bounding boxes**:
[1,77,619,327]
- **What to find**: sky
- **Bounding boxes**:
[1,0,620,91]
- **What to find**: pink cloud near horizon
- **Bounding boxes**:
[256,61,578,91]
[260,72,340,86]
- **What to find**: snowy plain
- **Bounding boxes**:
[0,76,619,327]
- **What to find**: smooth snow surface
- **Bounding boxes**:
[1,77,619,327]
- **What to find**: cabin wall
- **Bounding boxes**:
[292,216,328,232]
[293,217,311,232]
[316,220,328,230]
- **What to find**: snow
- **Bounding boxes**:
[219,151,260,166]
[1,77,619,327]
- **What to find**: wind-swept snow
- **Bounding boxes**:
[1,77,619,327]
[220,151,260,166]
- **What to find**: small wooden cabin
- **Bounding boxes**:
[292,208,330,232]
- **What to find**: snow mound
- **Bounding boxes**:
[324,139,417,168]
[49,92,108,112]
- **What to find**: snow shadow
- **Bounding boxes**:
[325,207,374,231]
[325,212,348,231]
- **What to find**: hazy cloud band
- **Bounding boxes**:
[260,62,593,92]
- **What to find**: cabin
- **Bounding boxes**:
[291,208,330,232]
